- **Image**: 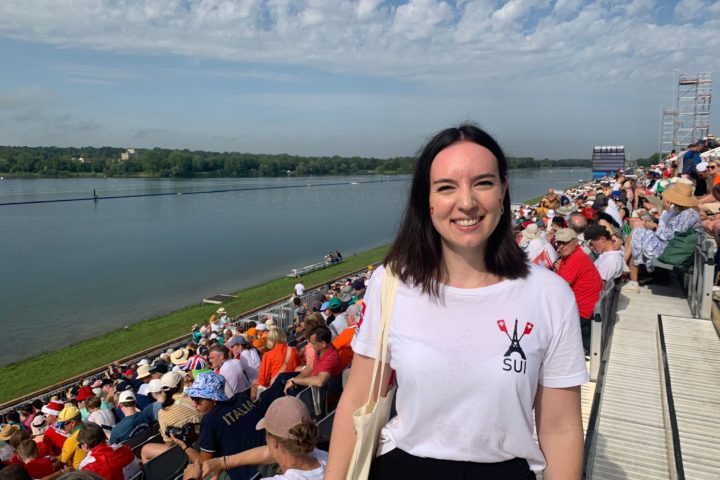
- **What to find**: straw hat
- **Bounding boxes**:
[662,183,698,208]
[170,348,190,365]
[0,424,20,441]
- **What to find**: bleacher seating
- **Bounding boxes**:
[142,445,188,480]
[316,410,335,451]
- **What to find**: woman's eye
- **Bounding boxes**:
[436,185,453,192]
[475,181,495,188]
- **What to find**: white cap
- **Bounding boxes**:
[147,379,163,394]
[118,390,136,403]
[137,358,150,366]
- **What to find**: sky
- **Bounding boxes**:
[0,0,717,159]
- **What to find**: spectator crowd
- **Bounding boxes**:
[0,265,374,480]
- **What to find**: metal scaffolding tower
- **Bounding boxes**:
[660,108,678,157]
[660,72,712,157]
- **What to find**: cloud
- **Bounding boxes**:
[0,1,717,157]
[0,0,715,93]
[673,0,708,20]
[52,64,146,84]
[0,86,56,109]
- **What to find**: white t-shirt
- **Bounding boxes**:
[263,449,327,479]
[524,238,557,269]
[352,265,588,473]
[295,282,305,296]
[86,408,116,438]
[240,349,261,382]
[594,249,625,282]
[219,359,251,395]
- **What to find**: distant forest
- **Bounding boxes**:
[0,146,592,178]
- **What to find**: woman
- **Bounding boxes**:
[197,396,326,480]
[324,125,588,480]
[623,182,701,293]
[256,327,300,389]
[141,371,201,463]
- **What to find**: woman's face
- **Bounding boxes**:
[428,141,506,256]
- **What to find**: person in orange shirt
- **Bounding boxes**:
[331,304,361,370]
[256,327,300,388]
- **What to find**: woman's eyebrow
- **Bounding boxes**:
[431,173,497,184]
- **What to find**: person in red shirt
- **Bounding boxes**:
[284,325,342,394]
[38,401,66,457]
[16,439,57,479]
[76,423,141,480]
[554,228,602,354]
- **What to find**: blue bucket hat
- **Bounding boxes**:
[184,372,228,402]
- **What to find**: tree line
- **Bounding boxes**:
[0,146,592,178]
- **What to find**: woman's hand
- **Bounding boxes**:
[201,457,225,480]
[182,459,203,480]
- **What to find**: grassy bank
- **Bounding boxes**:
[0,245,390,404]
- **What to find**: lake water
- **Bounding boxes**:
[0,168,590,366]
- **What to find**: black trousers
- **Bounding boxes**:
[580,316,592,352]
[370,448,536,480]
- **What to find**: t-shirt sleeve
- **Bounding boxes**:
[198,417,217,454]
[351,267,390,361]
[539,301,589,388]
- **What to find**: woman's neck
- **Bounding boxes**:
[277,452,320,472]
[440,244,501,288]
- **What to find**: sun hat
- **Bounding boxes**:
[31,414,48,436]
[171,348,190,365]
[662,183,698,207]
[58,406,81,423]
[555,228,578,243]
[0,424,20,441]
[41,401,63,416]
[556,204,578,216]
[226,336,247,348]
[217,307,226,315]
[136,364,152,380]
[546,209,556,219]
[76,386,95,402]
[137,359,150,367]
[161,371,185,391]
[256,396,310,440]
[118,390,136,404]
[256,323,268,332]
[340,285,354,303]
[147,379,163,394]
[522,223,540,240]
[184,372,228,402]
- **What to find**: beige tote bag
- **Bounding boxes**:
[346,268,398,480]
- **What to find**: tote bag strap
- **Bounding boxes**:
[366,267,399,406]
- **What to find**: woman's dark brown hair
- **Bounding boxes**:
[385,124,529,297]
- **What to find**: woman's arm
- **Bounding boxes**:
[324,353,392,480]
[201,446,272,480]
[535,385,583,480]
